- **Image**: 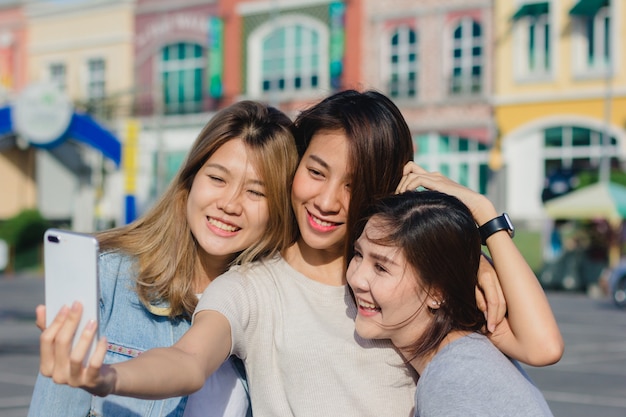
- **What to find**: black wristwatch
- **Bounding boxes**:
[478,213,515,245]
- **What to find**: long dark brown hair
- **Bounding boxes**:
[292,90,414,260]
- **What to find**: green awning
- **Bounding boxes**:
[511,2,549,20]
[570,0,609,16]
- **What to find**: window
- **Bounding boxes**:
[571,4,610,74]
[528,14,550,73]
[450,18,483,95]
[160,43,204,115]
[415,133,490,194]
[512,2,551,79]
[87,58,106,101]
[388,26,418,98]
[544,125,618,175]
[261,24,320,93]
[248,15,328,98]
[49,63,66,91]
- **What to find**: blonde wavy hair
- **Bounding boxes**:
[97,101,298,318]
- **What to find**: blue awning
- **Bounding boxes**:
[0,106,121,166]
[511,2,549,20]
[570,0,609,16]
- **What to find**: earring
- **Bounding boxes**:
[431,300,441,307]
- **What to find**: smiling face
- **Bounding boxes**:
[346,216,436,348]
[290,130,352,257]
[186,138,270,263]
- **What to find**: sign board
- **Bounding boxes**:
[12,83,73,146]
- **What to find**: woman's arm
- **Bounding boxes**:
[396,162,564,366]
[483,229,564,366]
[39,303,232,398]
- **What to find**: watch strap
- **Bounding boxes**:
[478,214,514,245]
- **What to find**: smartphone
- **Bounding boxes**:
[44,228,100,358]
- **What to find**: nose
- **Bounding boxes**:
[347,258,368,292]
[314,181,345,214]
[217,187,244,216]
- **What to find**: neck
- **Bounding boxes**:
[195,253,234,293]
[282,239,346,286]
[401,330,469,376]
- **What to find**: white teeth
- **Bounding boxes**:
[358,299,378,310]
[208,218,239,232]
[312,215,334,227]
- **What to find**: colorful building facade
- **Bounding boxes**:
[362,0,496,202]
[494,0,626,222]
[0,0,134,231]
[0,1,32,220]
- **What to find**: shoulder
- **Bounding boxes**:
[418,335,500,393]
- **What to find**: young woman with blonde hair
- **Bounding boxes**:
[28,100,298,417]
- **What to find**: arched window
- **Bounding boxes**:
[248,15,329,98]
[262,25,320,92]
[544,125,618,177]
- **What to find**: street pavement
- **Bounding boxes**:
[0,272,43,417]
[1,272,625,417]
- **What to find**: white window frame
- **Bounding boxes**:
[513,8,552,81]
[414,133,490,193]
[448,17,483,96]
[49,62,67,92]
[382,24,418,99]
[86,57,106,102]
[571,6,611,77]
[247,14,329,99]
[159,42,205,115]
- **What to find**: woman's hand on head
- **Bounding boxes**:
[39,301,115,397]
[396,162,497,226]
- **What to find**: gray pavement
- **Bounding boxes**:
[0,272,625,417]
[0,272,43,417]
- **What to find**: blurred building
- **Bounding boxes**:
[494,0,626,223]
[0,1,31,219]
[131,0,222,220]
[361,0,496,202]
[0,0,625,238]
[0,0,133,231]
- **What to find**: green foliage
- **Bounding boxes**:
[0,209,52,250]
[576,170,626,188]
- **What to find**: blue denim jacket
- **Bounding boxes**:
[28,251,250,417]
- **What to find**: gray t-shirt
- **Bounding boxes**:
[415,333,554,417]
[195,256,417,417]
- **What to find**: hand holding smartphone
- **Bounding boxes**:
[44,229,100,359]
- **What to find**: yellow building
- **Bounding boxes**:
[494,0,626,222]
[8,0,135,230]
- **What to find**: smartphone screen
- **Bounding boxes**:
[44,228,100,358]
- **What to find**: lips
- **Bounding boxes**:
[306,210,341,232]
[208,217,241,233]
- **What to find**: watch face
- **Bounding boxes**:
[503,213,515,237]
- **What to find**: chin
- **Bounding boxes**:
[354,320,383,341]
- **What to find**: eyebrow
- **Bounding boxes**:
[370,252,400,267]
[307,154,330,170]
[355,239,401,267]
[205,163,265,187]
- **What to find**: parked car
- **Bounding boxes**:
[607,262,626,309]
